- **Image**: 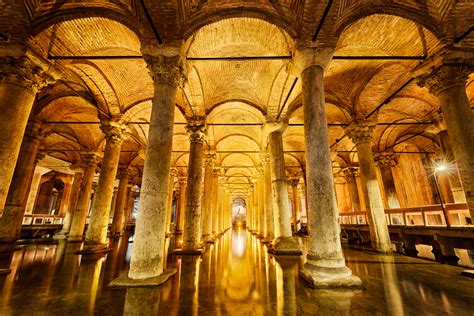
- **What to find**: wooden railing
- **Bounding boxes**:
[339,203,472,227]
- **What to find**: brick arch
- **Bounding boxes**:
[334,5,444,40]
[182,7,297,40]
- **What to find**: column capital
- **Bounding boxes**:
[204,149,217,166]
[254,167,264,177]
[346,118,377,144]
[178,176,187,184]
[117,167,130,179]
[170,167,179,177]
[25,120,52,141]
[143,54,186,88]
[100,119,128,144]
[375,153,398,168]
[0,55,55,92]
[81,152,102,167]
[263,120,287,135]
[417,63,471,95]
[259,152,271,165]
[290,46,334,74]
[212,167,221,177]
[186,119,207,143]
[342,166,359,180]
[69,165,85,174]
[288,178,300,187]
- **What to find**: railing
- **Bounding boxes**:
[22,214,64,226]
[339,203,472,228]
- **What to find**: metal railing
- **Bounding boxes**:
[339,203,472,228]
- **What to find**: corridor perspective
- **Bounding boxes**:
[1,0,474,315]
[1,228,473,315]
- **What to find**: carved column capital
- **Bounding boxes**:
[81,152,102,167]
[204,149,216,166]
[25,120,52,141]
[291,46,335,74]
[178,176,187,184]
[143,54,186,88]
[346,119,377,144]
[170,168,179,177]
[117,167,130,179]
[254,167,264,177]
[259,152,271,165]
[375,153,398,168]
[417,63,470,95]
[342,167,359,180]
[100,120,128,144]
[186,119,207,143]
[212,167,221,177]
[288,178,300,187]
[0,56,55,92]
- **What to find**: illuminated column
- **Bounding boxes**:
[55,166,84,238]
[111,168,129,237]
[261,152,274,242]
[202,150,215,242]
[268,126,301,255]
[181,120,206,252]
[0,56,53,211]
[418,63,474,220]
[211,168,219,237]
[289,178,301,234]
[0,122,49,244]
[68,153,101,241]
[83,122,126,254]
[375,154,401,209]
[247,185,255,227]
[342,167,361,212]
[295,47,361,288]
[166,168,177,235]
[346,119,392,253]
[217,179,225,233]
[118,52,184,283]
[174,178,187,234]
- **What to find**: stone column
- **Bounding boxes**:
[116,53,184,284]
[375,154,401,209]
[295,47,361,288]
[111,168,129,237]
[201,150,215,242]
[261,153,273,242]
[211,168,220,236]
[55,166,84,238]
[0,122,49,244]
[68,153,100,241]
[437,127,467,203]
[0,56,53,211]
[267,126,301,255]
[256,169,264,234]
[82,123,126,253]
[166,168,177,235]
[247,185,255,227]
[289,178,301,234]
[180,120,207,253]
[346,120,392,252]
[174,178,187,234]
[218,180,225,233]
[418,63,474,220]
[342,167,361,212]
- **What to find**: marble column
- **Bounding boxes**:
[0,122,48,244]
[55,167,84,238]
[82,123,126,253]
[248,185,255,227]
[418,63,474,220]
[218,180,225,233]
[0,56,53,211]
[343,167,361,212]
[166,168,177,235]
[437,128,467,203]
[261,152,273,242]
[347,120,392,253]
[295,47,361,288]
[202,150,215,242]
[118,53,184,283]
[68,153,100,241]
[256,169,264,234]
[289,178,301,234]
[174,178,187,234]
[180,120,207,253]
[268,127,301,255]
[375,154,401,209]
[211,172,219,241]
[111,168,129,237]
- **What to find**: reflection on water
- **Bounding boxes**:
[0,229,473,315]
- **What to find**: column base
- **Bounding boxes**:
[268,237,302,256]
[75,242,111,256]
[109,269,177,288]
[0,268,12,276]
[300,264,362,289]
[172,248,204,255]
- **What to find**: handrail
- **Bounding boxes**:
[340,203,472,227]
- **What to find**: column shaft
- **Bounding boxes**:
[201,159,213,241]
[175,179,186,234]
[262,157,274,240]
[57,169,84,236]
[112,172,129,236]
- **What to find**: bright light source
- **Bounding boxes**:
[435,164,447,172]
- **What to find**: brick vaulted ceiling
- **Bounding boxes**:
[15,0,474,197]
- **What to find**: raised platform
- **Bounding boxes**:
[109,269,177,288]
